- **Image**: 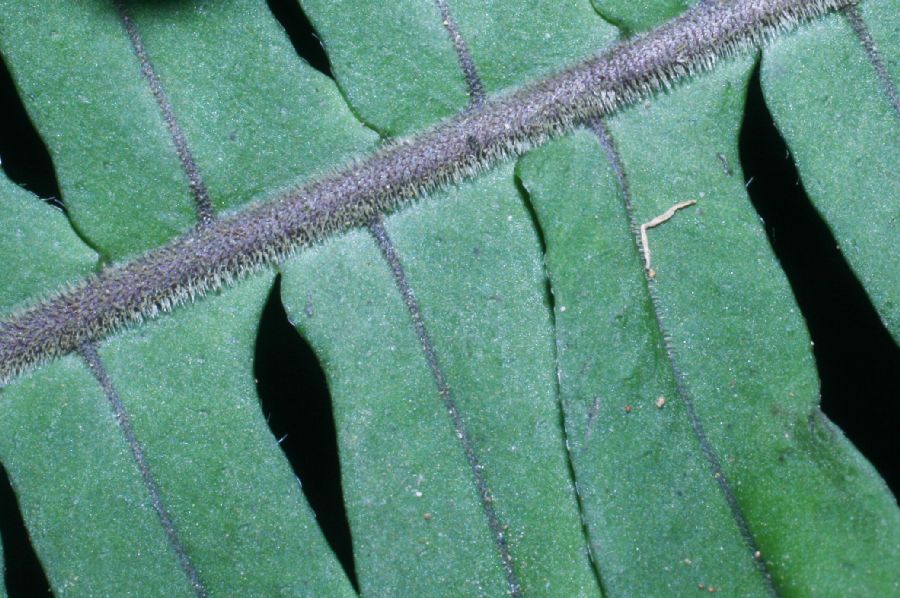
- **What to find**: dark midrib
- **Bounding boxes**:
[0,0,854,384]
[590,119,779,597]
[841,4,900,117]
[114,1,215,226]
[78,343,207,598]
[368,219,521,597]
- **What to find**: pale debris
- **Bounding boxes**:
[640,200,697,277]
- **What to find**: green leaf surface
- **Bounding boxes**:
[0,176,96,318]
[0,274,355,596]
[1,154,355,593]
[0,0,374,259]
[761,2,899,339]
[1,354,195,596]
[600,52,898,595]
[520,53,900,595]
[518,88,771,594]
[283,164,597,596]
[0,178,191,594]
[0,176,96,597]
[93,274,353,596]
[302,0,616,134]
[0,0,896,595]
[591,0,694,34]
[281,3,621,593]
[0,0,372,594]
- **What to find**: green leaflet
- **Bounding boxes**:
[283,164,598,595]
[591,0,695,34]
[762,0,900,340]
[0,0,374,259]
[0,0,373,594]
[519,52,900,595]
[0,175,96,596]
[604,45,898,595]
[0,354,197,596]
[95,273,354,596]
[0,176,197,595]
[292,0,899,594]
[518,64,771,596]
[0,0,896,595]
[284,2,621,594]
[0,176,96,318]
[302,0,616,135]
[0,275,363,596]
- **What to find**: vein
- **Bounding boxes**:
[840,4,899,117]
[78,342,207,597]
[0,0,853,384]
[423,4,522,587]
[114,1,215,226]
[92,9,218,594]
[361,7,510,589]
[367,218,521,597]
[590,119,779,597]
[434,0,486,106]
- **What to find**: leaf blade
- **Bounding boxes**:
[588,52,898,595]
[761,0,900,340]
[282,164,599,596]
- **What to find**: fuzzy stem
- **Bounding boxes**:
[0,0,854,383]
